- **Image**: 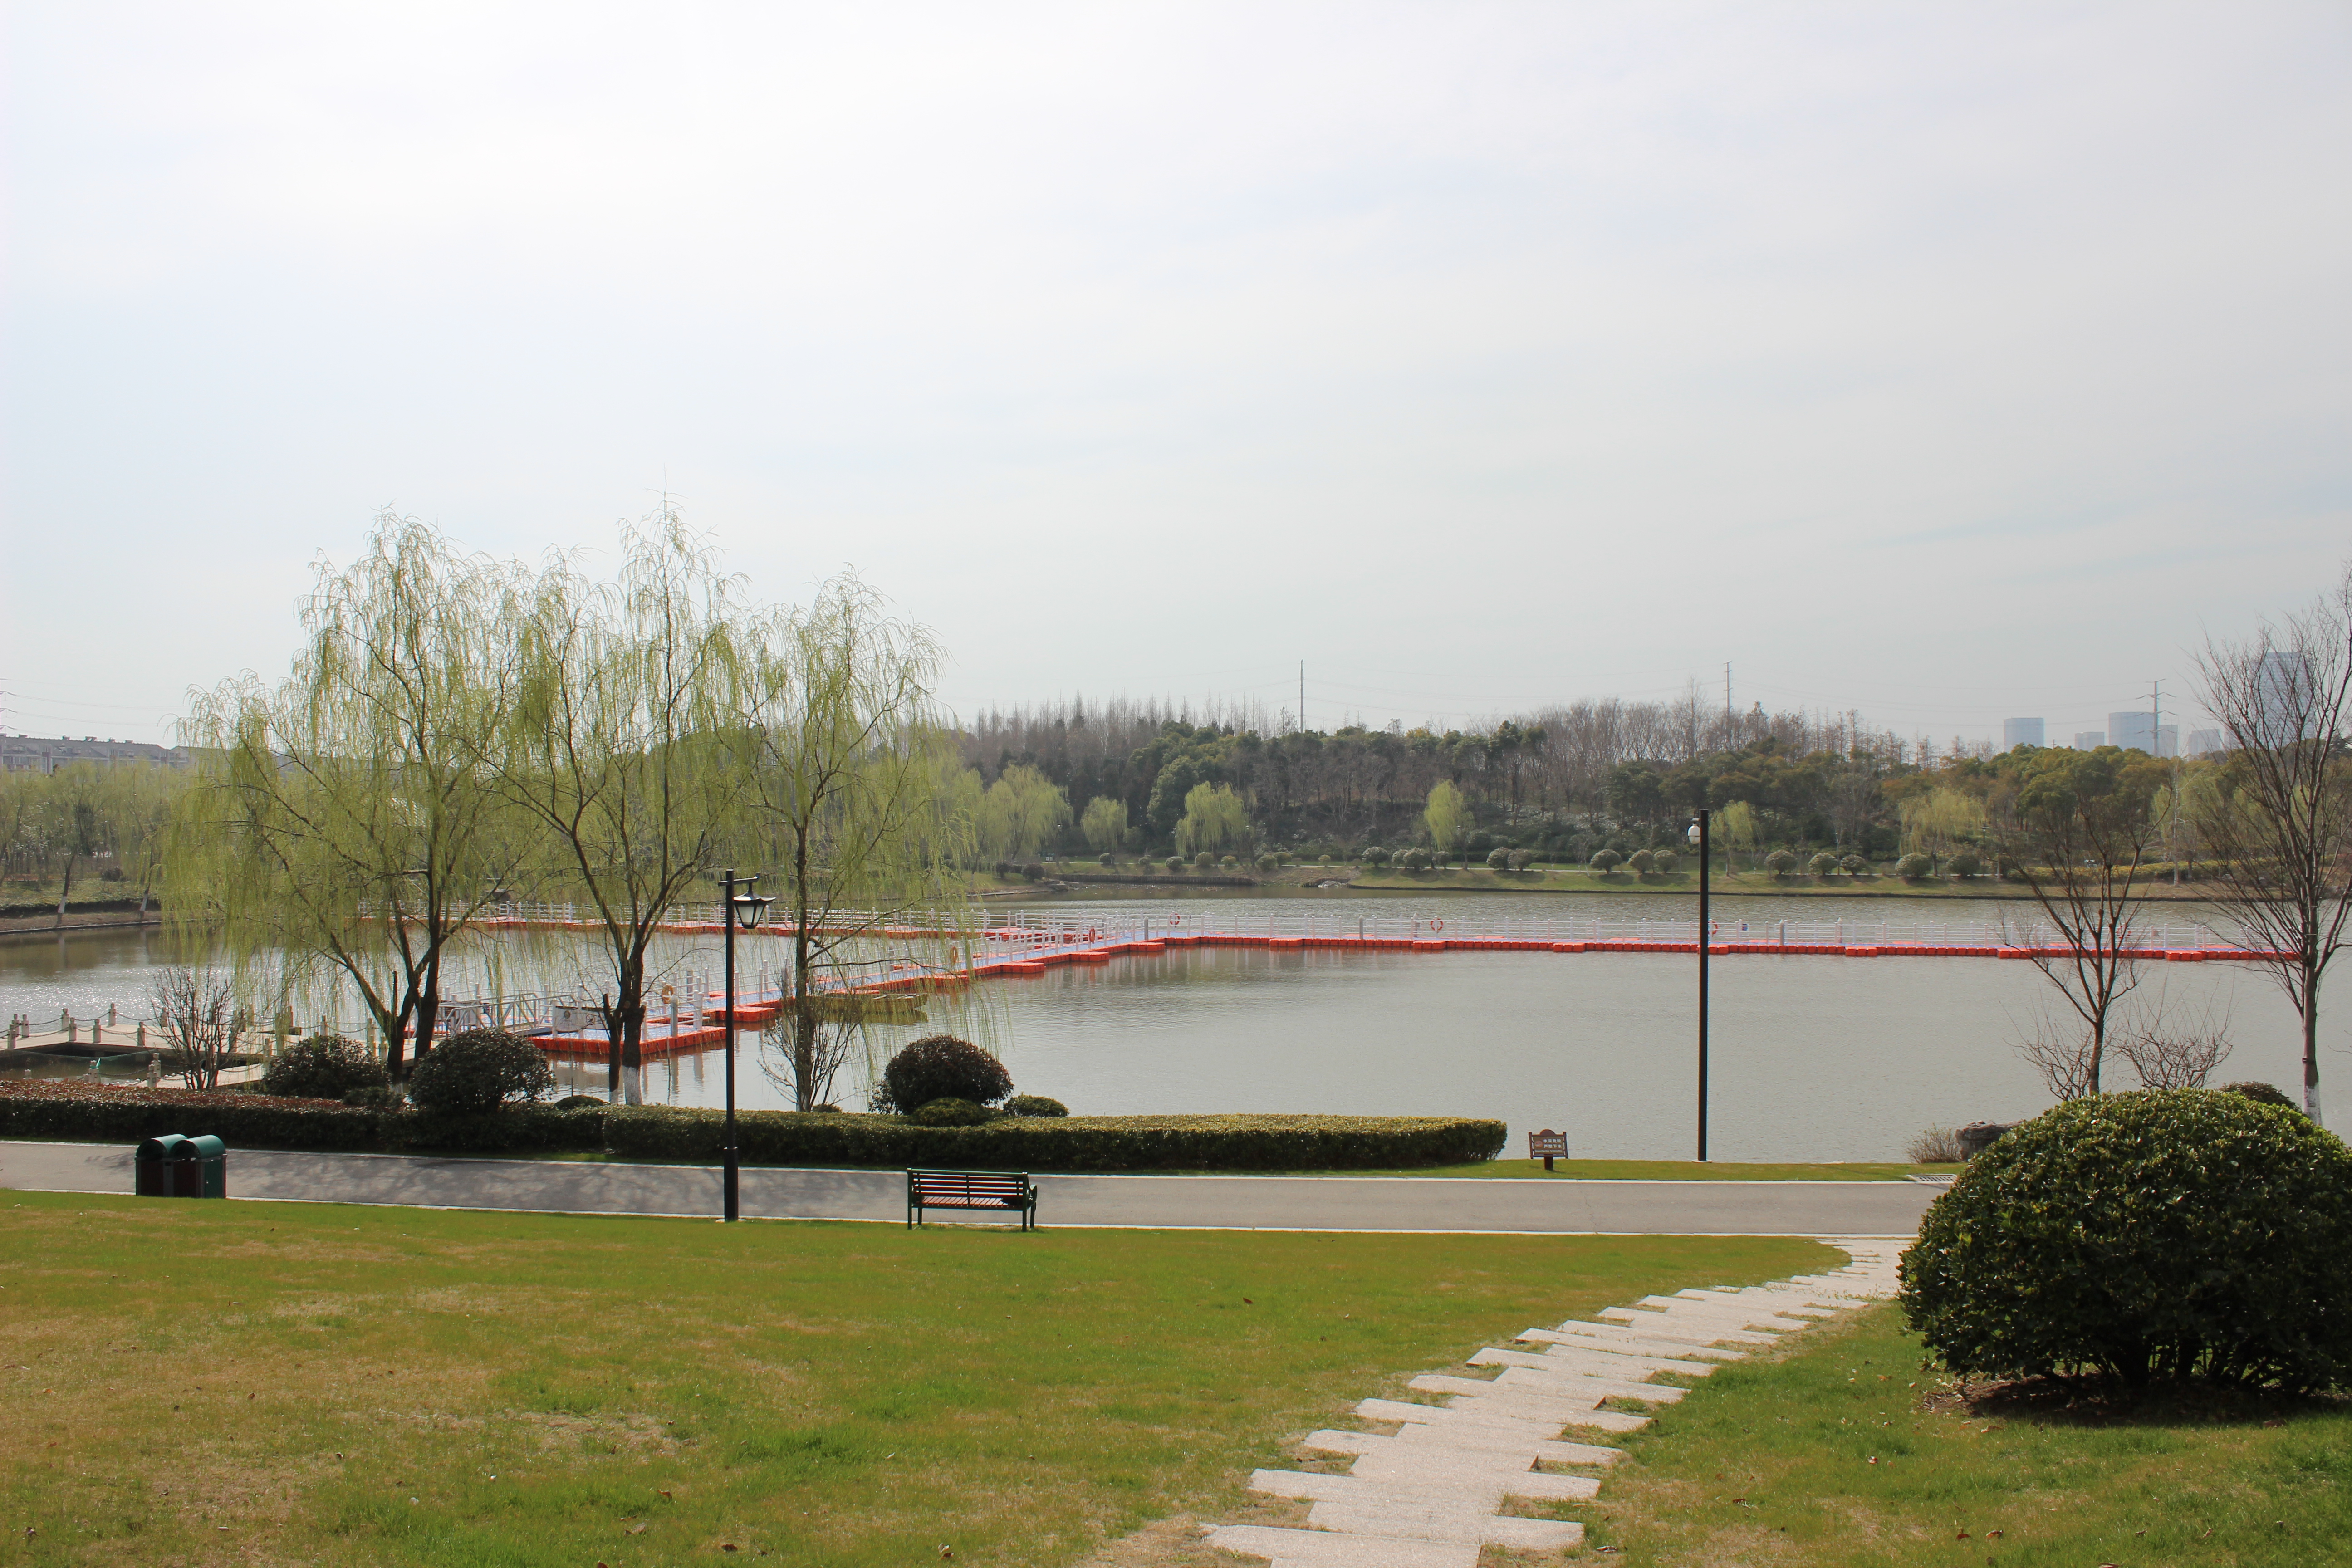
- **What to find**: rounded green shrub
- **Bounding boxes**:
[1651,849,1679,874]
[1001,1094,1069,1118]
[1589,848,1623,873]
[1165,856,1182,872]
[1362,846,1390,867]
[1945,848,1984,877]
[1808,851,1839,877]
[910,1097,993,1127]
[407,1029,554,1114]
[261,1034,387,1101]
[1900,1090,2352,1391]
[1194,852,1213,869]
[1895,851,1935,880]
[1839,853,1868,876]
[1486,845,1512,870]
[2220,1080,2299,1111]
[1400,848,1432,871]
[876,1034,1013,1112]
[554,1093,606,1110]
[1626,848,1655,874]
[1764,849,1798,875]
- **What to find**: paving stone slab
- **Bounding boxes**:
[1474,1344,1718,1378]
[1341,1457,1604,1500]
[1489,1366,1689,1402]
[1353,1398,1569,1435]
[1552,1326,1769,1354]
[1202,1524,1479,1568]
[1302,1504,1584,1550]
[1524,1324,1751,1357]
[1643,1292,1833,1318]
[1251,1467,1597,1508]
[1304,1428,1623,1466]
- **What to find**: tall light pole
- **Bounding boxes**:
[1686,810,1710,1162]
[721,870,771,1222]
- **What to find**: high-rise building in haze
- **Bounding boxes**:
[2109,711,2154,753]
[2187,728,2225,755]
[2256,650,2314,745]
[2002,717,2045,749]
[2073,730,2106,750]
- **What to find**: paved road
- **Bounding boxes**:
[0,1140,1935,1235]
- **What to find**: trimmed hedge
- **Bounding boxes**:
[603,1108,1507,1171]
[0,1081,604,1155]
[0,1082,1503,1171]
[0,1080,381,1150]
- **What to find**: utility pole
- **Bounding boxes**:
[1725,662,1732,737]
[1299,661,1306,736]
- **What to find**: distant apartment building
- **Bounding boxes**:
[2001,717,2045,749]
[0,735,191,773]
[2073,730,2105,750]
[2187,728,2225,756]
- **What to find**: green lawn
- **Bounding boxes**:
[0,1191,1827,1567]
[480,1151,1951,1181]
[1573,1301,2352,1566]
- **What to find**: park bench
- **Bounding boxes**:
[906,1167,1039,1230]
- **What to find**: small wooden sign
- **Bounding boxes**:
[1527,1128,1568,1170]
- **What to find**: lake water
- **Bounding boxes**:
[3,891,2334,1161]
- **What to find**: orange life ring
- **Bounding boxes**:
[1430,919,1445,931]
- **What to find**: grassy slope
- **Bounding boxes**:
[0,1191,1825,1568]
[1573,1302,2352,1566]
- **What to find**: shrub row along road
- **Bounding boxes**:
[0,1140,1936,1234]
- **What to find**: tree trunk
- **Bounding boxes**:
[2305,959,2325,1125]
[53,855,75,931]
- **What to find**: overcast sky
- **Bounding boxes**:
[5,2,2347,750]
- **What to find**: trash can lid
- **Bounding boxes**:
[135,1134,193,1159]
[182,1134,227,1159]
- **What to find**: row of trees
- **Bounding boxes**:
[0,761,176,921]
[164,508,975,1109]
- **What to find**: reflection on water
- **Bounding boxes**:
[3,893,2335,1161]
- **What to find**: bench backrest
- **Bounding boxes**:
[908,1169,1032,1203]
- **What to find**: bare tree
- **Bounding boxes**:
[147,968,249,1090]
[2192,564,2352,1127]
[2014,1022,2104,1101]
[2117,1021,2234,1091]
[1991,746,2161,1093]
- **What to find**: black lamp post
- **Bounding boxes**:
[721,869,772,1222]
[1686,810,1710,1162]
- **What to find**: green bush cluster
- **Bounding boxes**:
[1900,1090,2352,1391]
[407,1029,556,1114]
[603,1109,1507,1171]
[259,1034,387,1101]
[875,1035,1013,1113]
[1895,852,1934,880]
[1001,1094,1068,1117]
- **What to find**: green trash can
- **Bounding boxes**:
[181,1134,228,1199]
[134,1134,191,1197]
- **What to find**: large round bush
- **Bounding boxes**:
[1900,1090,2352,1391]
[876,1034,1013,1113]
[407,1028,555,1114]
[260,1034,387,1100]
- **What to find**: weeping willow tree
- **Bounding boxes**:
[495,507,748,1105]
[174,514,529,1075]
[1174,781,1251,859]
[1899,785,1988,869]
[734,573,980,1111]
[976,764,1070,863]
[1079,795,1127,853]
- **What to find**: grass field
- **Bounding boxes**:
[500,1152,1953,1182]
[1574,1301,2352,1566]
[0,1191,1827,1567]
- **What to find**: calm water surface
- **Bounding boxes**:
[3,891,2332,1161]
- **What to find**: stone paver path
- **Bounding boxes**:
[1205,1239,1904,1564]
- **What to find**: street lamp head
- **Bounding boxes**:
[1686,820,1703,848]
[731,890,773,930]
